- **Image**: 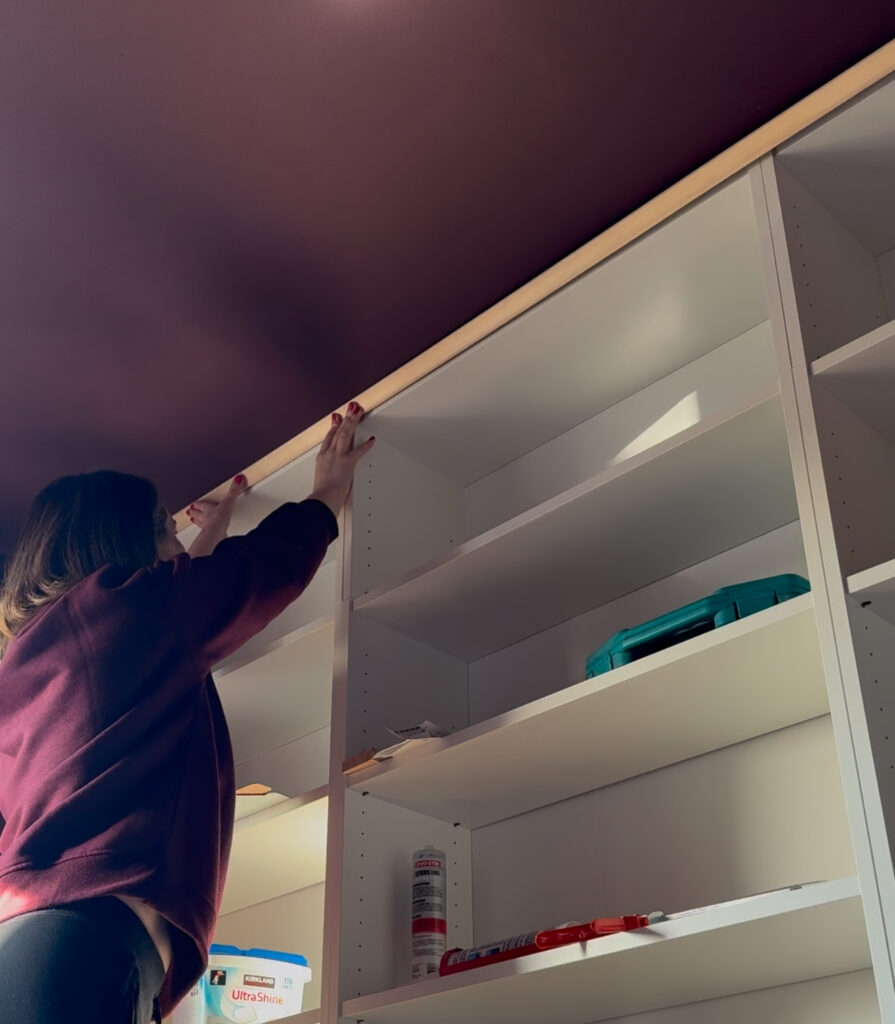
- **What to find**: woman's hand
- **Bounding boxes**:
[187,475,249,557]
[310,402,375,518]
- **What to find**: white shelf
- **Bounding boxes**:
[355,392,796,661]
[342,878,866,1024]
[220,790,328,915]
[233,784,329,832]
[812,318,895,444]
[216,618,334,798]
[234,789,294,820]
[348,596,826,827]
[848,558,895,627]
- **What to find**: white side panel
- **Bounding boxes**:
[468,521,806,722]
[758,153,895,1019]
[586,970,879,1024]
[349,437,465,598]
[217,622,334,763]
[472,718,854,944]
[228,446,320,533]
[850,602,895,872]
[214,882,326,1015]
[345,614,469,759]
[772,162,888,362]
[321,605,351,1024]
[811,383,895,577]
[234,726,331,797]
[222,797,328,915]
[340,791,473,1000]
[215,559,339,673]
[466,323,777,536]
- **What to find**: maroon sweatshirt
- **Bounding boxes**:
[0,498,337,1013]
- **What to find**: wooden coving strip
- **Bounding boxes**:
[175,39,895,530]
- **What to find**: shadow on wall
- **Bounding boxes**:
[0,100,353,549]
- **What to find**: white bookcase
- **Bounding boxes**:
[173,71,895,1024]
[173,451,341,1023]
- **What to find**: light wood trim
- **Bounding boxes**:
[176,40,895,529]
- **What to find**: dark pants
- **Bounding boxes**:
[0,897,165,1023]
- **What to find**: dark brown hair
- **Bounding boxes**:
[0,470,162,653]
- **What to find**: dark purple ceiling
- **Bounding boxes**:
[1,1,893,553]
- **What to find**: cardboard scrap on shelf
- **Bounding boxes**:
[341,722,446,775]
[343,748,379,775]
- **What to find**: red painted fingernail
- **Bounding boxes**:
[235,474,245,485]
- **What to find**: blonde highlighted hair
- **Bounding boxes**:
[0,471,163,654]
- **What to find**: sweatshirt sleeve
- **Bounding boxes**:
[171,498,339,670]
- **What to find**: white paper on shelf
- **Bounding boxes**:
[658,881,827,922]
[373,721,446,761]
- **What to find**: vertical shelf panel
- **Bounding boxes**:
[340,791,473,1002]
[849,602,895,859]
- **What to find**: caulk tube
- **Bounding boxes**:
[440,918,650,975]
[439,925,593,975]
[411,846,447,979]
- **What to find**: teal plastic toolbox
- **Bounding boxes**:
[585,574,810,678]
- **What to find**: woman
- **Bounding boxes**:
[0,404,374,1023]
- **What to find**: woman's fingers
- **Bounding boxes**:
[310,402,374,517]
[321,413,342,454]
[335,402,364,455]
[226,474,249,499]
[189,474,246,519]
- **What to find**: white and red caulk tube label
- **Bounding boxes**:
[440,930,541,972]
[411,847,447,979]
